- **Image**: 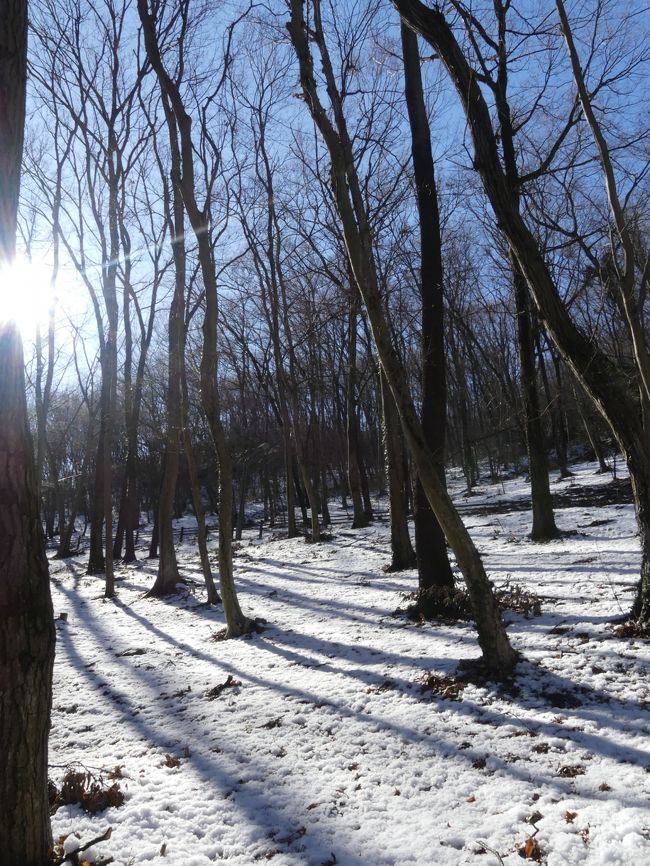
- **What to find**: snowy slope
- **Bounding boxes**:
[48,463,650,865]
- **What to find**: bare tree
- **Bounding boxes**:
[138,0,253,635]
[288,0,517,672]
[393,0,650,621]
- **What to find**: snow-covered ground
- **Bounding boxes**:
[48,462,650,865]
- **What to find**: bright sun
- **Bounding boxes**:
[0,254,58,339]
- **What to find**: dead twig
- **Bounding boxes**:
[52,826,113,865]
[476,840,507,866]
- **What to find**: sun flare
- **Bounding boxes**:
[0,254,59,339]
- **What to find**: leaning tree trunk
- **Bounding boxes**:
[288,0,517,673]
[0,2,56,861]
[392,1,650,623]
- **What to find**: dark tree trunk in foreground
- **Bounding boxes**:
[0,2,56,862]
[401,22,454,590]
[0,328,55,866]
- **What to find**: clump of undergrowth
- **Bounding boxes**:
[611,620,650,639]
[495,581,542,618]
[419,656,521,701]
[397,585,475,623]
[396,580,541,623]
[419,670,469,700]
[49,766,125,815]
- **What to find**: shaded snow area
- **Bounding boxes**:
[48,463,650,865]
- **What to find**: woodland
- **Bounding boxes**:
[1,0,650,864]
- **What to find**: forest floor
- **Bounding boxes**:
[48,461,650,866]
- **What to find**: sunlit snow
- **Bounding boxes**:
[48,462,650,865]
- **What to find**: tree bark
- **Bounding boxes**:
[346,288,369,528]
[147,95,184,599]
[401,22,454,589]
[380,369,416,570]
[0,328,56,866]
[0,2,56,861]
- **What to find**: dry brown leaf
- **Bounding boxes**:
[163,754,181,768]
[518,836,543,861]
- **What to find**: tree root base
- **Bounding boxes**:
[212,617,267,641]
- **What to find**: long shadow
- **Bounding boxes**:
[51,563,650,851]
[456,478,633,516]
[109,590,462,683]
[113,583,650,784]
[253,618,650,741]
[239,557,410,592]
[233,573,409,629]
[106,565,650,739]
[53,582,387,865]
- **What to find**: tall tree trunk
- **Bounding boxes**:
[181,365,220,604]
[236,466,248,542]
[136,3,253,633]
[401,22,454,590]
[550,350,572,477]
[380,369,416,570]
[148,504,159,559]
[320,467,331,526]
[282,429,297,536]
[56,420,94,559]
[346,289,369,528]
[0,2,56,861]
[148,95,184,599]
[101,131,121,599]
[513,264,559,539]
[113,473,128,560]
[87,431,106,574]
[293,458,309,527]
[358,450,373,524]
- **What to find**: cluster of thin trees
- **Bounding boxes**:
[2,1,650,862]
